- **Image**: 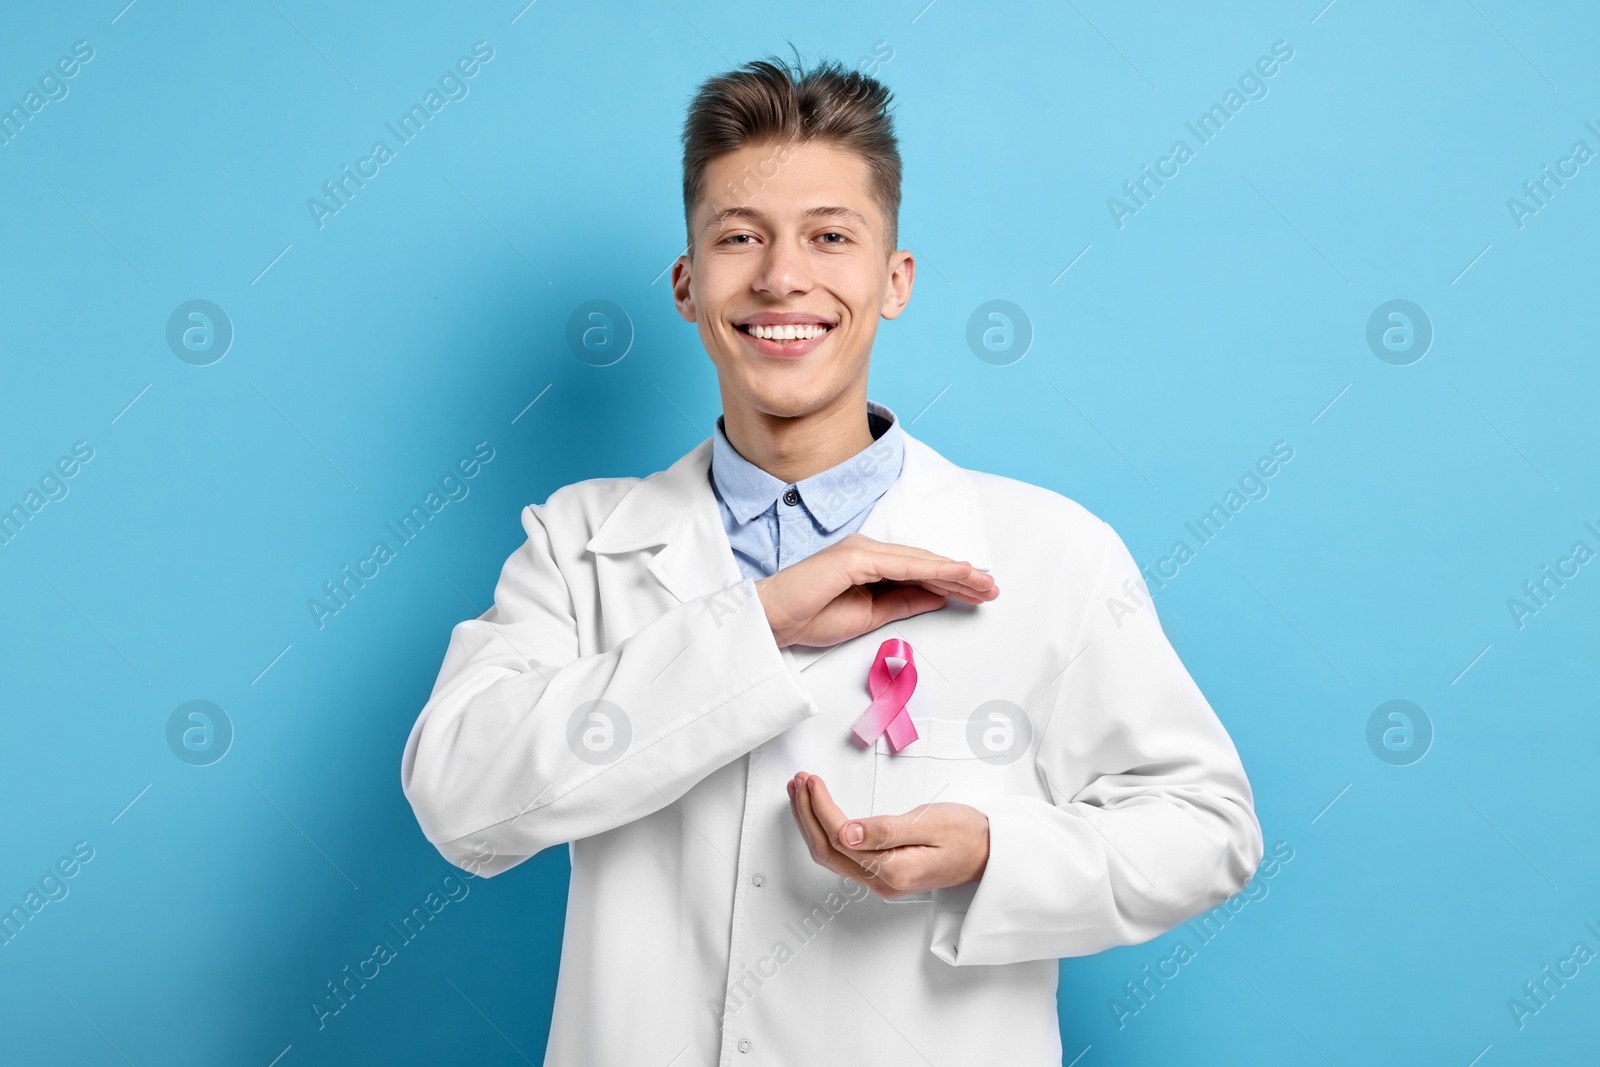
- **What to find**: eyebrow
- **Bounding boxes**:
[700,205,871,233]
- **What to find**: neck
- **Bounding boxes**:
[719,385,876,485]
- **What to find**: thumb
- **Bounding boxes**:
[840,811,931,851]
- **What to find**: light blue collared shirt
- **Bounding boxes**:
[709,400,906,581]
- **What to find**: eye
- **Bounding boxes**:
[818,232,848,244]
[720,233,756,245]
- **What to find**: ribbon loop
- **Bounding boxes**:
[850,638,919,752]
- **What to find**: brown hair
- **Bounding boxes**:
[680,51,902,255]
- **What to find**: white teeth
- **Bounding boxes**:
[746,323,830,341]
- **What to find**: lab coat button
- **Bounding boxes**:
[738,1038,751,1052]
[752,872,765,887]
[782,488,799,505]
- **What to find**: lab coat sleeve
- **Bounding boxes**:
[400,499,820,877]
[929,519,1263,965]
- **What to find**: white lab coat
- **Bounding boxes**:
[401,427,1262,1066]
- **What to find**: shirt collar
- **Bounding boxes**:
[710,400,906,532]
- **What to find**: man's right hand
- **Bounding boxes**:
[754,533,998,650]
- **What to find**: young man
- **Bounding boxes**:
[402,55,1261,1065]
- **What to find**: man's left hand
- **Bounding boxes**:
[786,771,989,899]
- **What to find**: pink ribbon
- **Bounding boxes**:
[851,638,919,752]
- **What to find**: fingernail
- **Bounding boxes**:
[843,822,863,846]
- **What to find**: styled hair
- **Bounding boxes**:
[680,51,902,254]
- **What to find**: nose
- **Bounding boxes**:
[753,233,814,298]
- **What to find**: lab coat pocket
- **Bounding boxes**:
[869,717,1004,904]
[869,716,1004,819]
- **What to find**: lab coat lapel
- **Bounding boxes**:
[584,437,743,609]
[583,428,992,671]
[782,431,993,672]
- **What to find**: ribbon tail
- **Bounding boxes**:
[883,710,919,752]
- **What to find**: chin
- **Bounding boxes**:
[738,377,837,419]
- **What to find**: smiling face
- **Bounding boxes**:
[671,139,914,424]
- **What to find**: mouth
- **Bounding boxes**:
[732,317,837,360]
[735,322,835,344]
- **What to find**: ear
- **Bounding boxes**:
[670,252,696,323]
[879,248,915,321]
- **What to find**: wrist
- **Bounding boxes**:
[754,577,790,649]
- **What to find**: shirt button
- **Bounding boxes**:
[738,1039,752,1053]
[752,872,765,887]
[782,488,799,506]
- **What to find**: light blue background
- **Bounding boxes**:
[2,1,1596,1064]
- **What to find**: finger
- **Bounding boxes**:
[842,808,943,852]
[806,778,931,894]
[787,775,828,860]
[791,774,844,861]
[796,776,877,869]
[792,775,877,882]
[878,559,996,598]
[864,585,950,627]
[845,546,995,594]
[841,535,997,591]
[804,777,905,869]
[874,575,998,602]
